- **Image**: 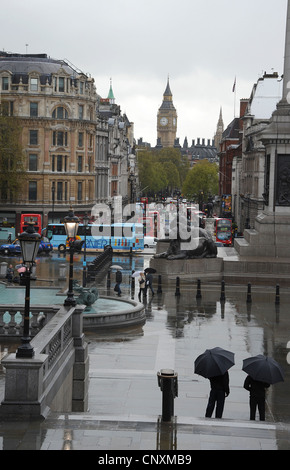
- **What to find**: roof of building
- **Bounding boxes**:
[0,52,85,80]
[159,77,176,111]
[222,118,240,140]
[247,72,282,120]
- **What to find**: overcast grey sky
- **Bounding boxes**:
[1,0,288,145]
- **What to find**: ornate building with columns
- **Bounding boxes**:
[0,53,133,232]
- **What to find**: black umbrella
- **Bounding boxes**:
[242,355,284,384]
[194,347,235,379]
[144,268,156,274]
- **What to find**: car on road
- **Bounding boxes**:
[144,236,158,248]
[0,237,53,256]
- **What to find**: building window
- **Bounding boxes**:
[1,101,13,116]
[78,156,83,172]
[77,182,82,201]
[29,130,38,145]
[29,154,38,171]
[79,82,84,94]
[59,77,65,92]
[30,102,38,117]
[2,77,9,91]
[78,132,84,147]
[64,182,68,201]
[57,181,63,201]
[112,163,118,176]
[111,181,118,197]
[78,105,84,120]
[52,155,67,172]
[53,131,67,147]
[30,78,38,92]
[29,181,37,200]
[52,107,68,119]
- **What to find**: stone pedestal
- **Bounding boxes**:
[150,244,223,282]
[235,211,290,257]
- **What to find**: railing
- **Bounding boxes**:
[0,304,88,419]
[0,305,59,337]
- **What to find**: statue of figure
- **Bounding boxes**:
[73,280,99,307]
[154,227,217,260]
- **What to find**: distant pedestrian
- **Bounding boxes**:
[145,272,154,297]
[243,375,270,421]
[138,272,146,301]
[205,371,230,419]
[6,264,14,282]
[115,269,122,297]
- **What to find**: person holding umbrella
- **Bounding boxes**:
[242,354,284,421]
[144,268,156,297]
[205,371,230,419]
[138,272,146,302]
[194,347,234,419]
[115,268,122,297]
[243,375,270,421]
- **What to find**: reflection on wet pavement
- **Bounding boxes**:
[0,252,290,449]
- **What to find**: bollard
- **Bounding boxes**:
[220,280,225,302]
[157,274,162,294]
[157,369,178,422]
[275,284,280,305]
[0,262,7,279]
[196,279,202,299]
[175,277,180,296]
[246,283,252,303]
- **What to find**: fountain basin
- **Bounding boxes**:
[0,284,145,330]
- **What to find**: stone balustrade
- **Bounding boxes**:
[0,305,59,337]
[0,303,88,419]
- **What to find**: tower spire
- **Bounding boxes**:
[107,78,115,104]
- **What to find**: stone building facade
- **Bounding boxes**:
[0,53,133,232]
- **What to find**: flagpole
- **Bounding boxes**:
[232,76,237,117]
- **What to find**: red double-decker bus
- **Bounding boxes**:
[20,213,42,235]
[215,218,232,245]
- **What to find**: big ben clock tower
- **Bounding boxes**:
[157,77,177,147]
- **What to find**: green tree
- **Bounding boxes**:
[137,147,189,196]
[0,110,26,201]
[182,160,219,201]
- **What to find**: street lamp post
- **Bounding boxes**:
[82,212,89,287]
[51,182,55,224]
[16,220,41,358]
[63,207,80,307]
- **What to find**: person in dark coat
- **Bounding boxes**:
[115,269,122,297]
[243,375,270,421]
[145,272,154,296]
[205,371,230,419]
[6,264,14,282]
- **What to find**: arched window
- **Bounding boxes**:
[52,106,68,119]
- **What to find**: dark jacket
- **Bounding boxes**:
[244,375,270,398]
[116,270,122,283]
[146,273,153,285]
[209,371,230,396]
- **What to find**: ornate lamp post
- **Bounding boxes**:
[16,220,41,358]
[63,207,80,307]
[82,212,89,287]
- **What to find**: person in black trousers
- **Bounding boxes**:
[145,272,154,297]
[115,269,122,297]
[243,375,270,421]
[205,371,230,419]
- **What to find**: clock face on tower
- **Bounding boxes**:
[173,118,176,126]
[160,117,168,126]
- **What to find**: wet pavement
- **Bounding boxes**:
[0,249,290,451]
